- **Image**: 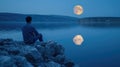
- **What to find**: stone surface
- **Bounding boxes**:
[13,56,33,67]
[44,61,61,67]
[0,56,15,67]
[0,39,78,67]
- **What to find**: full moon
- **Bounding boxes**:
[74,5,83,15]
[73,35,84,45]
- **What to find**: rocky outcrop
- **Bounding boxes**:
[0,39,78,67]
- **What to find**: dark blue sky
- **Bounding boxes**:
[0,0,120,18]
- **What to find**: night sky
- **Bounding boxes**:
[0,0,120,18]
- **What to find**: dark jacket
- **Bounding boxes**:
[22,24,38,44]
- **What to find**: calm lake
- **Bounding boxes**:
[0,21,120,67]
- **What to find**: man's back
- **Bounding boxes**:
[22,24,38,44]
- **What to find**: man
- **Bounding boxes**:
[22,16,43,44]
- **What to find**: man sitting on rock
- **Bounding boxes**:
[22,16,43,44]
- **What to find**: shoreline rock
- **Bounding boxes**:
[0,39,79,67]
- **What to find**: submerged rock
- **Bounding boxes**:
[0,39,78,67]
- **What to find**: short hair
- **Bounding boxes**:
[26,16,32,23]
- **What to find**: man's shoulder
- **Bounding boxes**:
[24,24,35,30]
[23,24,33,27]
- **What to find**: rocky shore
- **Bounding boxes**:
[0,39,79,67]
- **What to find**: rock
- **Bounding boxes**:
[0,45,20,55]
[64,61,75,67]
[35,45,48,62]
[0,39,13,46]
[54,44,65,56]
[0,56,16,67]
[7,46,20,55]
[24,46,43,66]
[0,39,77,67]
[44,41,64,58]
[54,55,65,64]
[44,61,61,67]
[35,45,45,56]
[0,50,8,55]
[13,56,33,67]
[0,40,4,46]
[0,55,34,67]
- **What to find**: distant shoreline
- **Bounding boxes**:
[0,12,120,22]
[0,12,120,27]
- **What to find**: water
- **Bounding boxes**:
[0,21,120,67]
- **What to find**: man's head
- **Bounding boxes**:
[26,16,32,24]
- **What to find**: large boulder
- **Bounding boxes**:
[0,39,13,46]
[0,39,77,67]
[0,56,15,67]
[54,55,65,64]
[0,50,8,55]
[43,41,65,59]
[23,45,44,66]
[45,61,61,67]
[12,56,33,67]
[64,61,75,67]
